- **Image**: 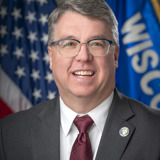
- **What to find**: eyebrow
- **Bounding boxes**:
[59,34,108,41]
[89,35,108,39]
[59,35,77,40]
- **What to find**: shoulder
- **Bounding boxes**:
[127,95,160,118]
[118,91,160,124]
[0,96,59,128]
[116,89,160,114]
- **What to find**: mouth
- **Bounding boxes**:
[73,71,95,78]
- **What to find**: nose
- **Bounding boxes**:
[75,43,93,62]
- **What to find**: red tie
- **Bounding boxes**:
[70,116,93,160]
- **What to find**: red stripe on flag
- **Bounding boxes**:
[0,98,14,119]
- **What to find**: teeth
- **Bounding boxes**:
[74,71,94,76]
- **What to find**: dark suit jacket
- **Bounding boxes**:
[1,89,160,160]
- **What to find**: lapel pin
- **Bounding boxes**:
[119,127,129,137]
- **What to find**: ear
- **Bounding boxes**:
[114,45,119,69]
[47,46,53,70]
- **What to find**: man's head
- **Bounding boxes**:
[48,0,119,46]
[47,0,119,113]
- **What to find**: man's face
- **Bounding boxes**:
[48,11,119,105]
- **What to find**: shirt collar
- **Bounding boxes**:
[88,92,114,133]
[60,91,114,136]
[60,98,77,137]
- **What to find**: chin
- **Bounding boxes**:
[71,89,97,98]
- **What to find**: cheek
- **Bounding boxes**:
[51,59,64,87]
[51,56,72,79]
[97,55,116,79]
[95,58,109,82]
[52,57,62,77]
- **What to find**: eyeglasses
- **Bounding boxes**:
[50,38,115,57]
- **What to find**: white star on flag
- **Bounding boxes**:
[43,52,50,65]
[41,33,48,45]
[32,88,42,100]
[13,47,24,59]
[0,25,7,38]
[0,44,8,57]
[29,50,39,62]
[45,71,54,83]
[15,66,26,78]
[0,7,7,19]
[11,7,22,20]
[31,69,41,81]
[25,11,36,24]
[47,90,56,100]
[12,27,23,40]
[27,31,38,43]
[39,13,48,26]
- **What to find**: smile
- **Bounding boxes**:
[73,71,95,77]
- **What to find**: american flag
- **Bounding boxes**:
[0,0,58,118]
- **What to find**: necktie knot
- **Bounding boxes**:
[74,116,93,134]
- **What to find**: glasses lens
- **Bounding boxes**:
[89,40,110,56]
[58,39,79,57]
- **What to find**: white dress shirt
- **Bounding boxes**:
[60,92,114,160]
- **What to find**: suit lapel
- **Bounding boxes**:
[30,97,60,160]
[96,89,135,160]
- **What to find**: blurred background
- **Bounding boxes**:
[0,0,160,119]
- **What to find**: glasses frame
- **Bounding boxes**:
[50,38,115,57]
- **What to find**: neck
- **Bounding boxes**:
[60,90,113,114]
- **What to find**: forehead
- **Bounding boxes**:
[54,11,112,40]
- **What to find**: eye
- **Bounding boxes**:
[60,40,78,48]
[92,42,102,46]
[64,42,75,46]
[89,41,104,48]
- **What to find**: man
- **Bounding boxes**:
[1,0,160,160]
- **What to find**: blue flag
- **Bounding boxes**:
[107,0,160,109]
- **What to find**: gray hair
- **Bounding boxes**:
[48,0,119,45]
